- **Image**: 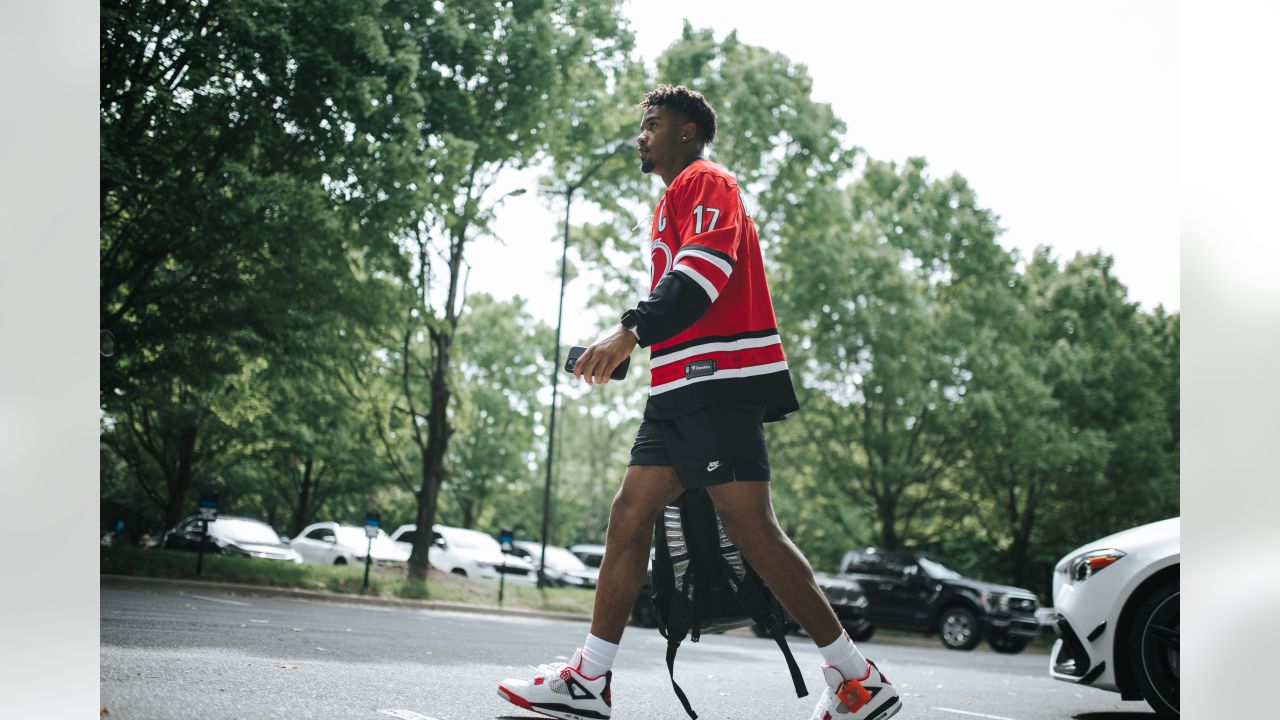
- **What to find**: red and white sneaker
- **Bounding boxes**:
[808,661,901,720]
[497,649,612,720]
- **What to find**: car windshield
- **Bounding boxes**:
[918,557,963,580]
[442,529,496,551]
[213,519,281,544]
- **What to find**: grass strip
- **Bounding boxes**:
[100,545,595,614]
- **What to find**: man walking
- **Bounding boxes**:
[498,85,901,720]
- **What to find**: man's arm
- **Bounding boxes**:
[574,173,742,384]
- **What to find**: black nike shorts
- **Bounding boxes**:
[628,400,771,489]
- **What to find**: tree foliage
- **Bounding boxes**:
[101,12,1177,602]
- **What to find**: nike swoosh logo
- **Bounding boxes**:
[707,461,721,471]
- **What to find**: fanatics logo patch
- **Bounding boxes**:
[684,360,717,378]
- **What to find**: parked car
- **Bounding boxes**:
[1049,517,1179,718]
[568,543,607,570]
[744,572,874,640]
[291,521,409,567]
[628,559,872,640]
[389,523,536,584]
[839,548,1042,653]
[162,515,302,563]
[509,541,598,588]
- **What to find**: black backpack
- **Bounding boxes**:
[648,488,808,719]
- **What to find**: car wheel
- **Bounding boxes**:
[451,568,467,577]
[939,606,982,650]
[1128,580,1179,718]
[988,635,1029,654]
[631,597,659,628]
[333,557,347,565]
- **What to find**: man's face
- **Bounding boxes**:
[636,105,687,175]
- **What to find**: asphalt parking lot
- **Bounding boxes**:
[100,582,1156,719]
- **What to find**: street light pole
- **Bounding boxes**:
[535,141,629,588]
[537,186,574,588]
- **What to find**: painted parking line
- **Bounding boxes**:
[377,710,444,720]
[188,594,252,607]
[933,708,1021,720]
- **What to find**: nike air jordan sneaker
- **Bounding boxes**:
[497,649,612,720]
[808,660,901,720]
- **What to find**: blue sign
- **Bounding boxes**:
[499,528,514,553]
[198,493,219,521]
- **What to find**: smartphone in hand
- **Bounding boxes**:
[564,345,630,381]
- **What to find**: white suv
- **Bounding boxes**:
[390,523,536,584]
[1049,517,1179,718]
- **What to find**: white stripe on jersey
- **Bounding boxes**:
[649,360,791,396]
[672,264,719,302]
[649,334,783,369]
[674,247,733,278]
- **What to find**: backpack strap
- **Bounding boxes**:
[731,566,809,700]
[665,637,698,719]
[654,501,699,719]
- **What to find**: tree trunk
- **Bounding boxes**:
[1008,486,1038,587]
[163,422,198,531]
[877,491,900,550]
[408,329,454,582]
[291,457,315,538]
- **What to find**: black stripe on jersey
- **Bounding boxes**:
[649,327,781,360]
[676,243,736,267]
[629,271,712,348]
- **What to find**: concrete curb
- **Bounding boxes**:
[100,574,593,623]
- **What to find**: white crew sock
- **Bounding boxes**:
[579,634,619,678]
[818,631,869,682]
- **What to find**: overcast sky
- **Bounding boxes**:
[471,0,1178,346]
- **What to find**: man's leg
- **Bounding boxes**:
[589,464,684,643]
[704,480,843,645]
[497,465,682,718]
[705,480,905,720]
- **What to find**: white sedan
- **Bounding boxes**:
[1050,517,1179,718]
[291,521,410,567]
[389,523,536,584]
[511,540,599,588]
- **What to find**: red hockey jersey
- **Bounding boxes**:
[623,159,800,421]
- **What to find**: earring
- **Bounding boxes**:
[681,136,687,142]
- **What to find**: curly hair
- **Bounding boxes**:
[641,84,717,145]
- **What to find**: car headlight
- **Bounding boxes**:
[979,591,1007,613]
[1065,548,1126,584]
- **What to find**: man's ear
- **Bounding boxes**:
[682,120,698,144]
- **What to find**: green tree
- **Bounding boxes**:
[100,0,425,529]
[773,158,1008,551]
[1023,251,1180,552]
[434,294,553,530]
[364,0,635,582]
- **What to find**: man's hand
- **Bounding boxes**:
[572,325,638,385]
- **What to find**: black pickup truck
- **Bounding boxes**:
[839,548,1042,653]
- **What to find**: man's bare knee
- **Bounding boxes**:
[608,466,682,536]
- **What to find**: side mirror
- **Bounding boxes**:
[324,535,337,544]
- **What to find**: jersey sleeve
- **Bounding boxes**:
[622,172,744,347]
[669,173,741,303]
